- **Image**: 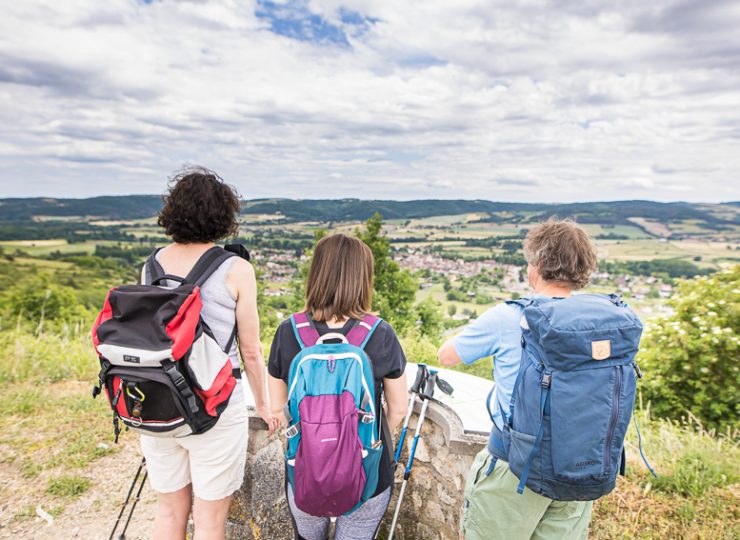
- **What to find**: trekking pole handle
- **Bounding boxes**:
[421,370,438,400]
[410,363,428,394]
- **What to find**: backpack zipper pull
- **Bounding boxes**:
[113,415,121,444]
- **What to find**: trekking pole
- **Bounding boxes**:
[394,363,429,463]
[109,457,147,540]
[388,370,439,540]
[118,467,148,539]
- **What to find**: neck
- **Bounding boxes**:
[534,283,573,298]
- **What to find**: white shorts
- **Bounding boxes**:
[140,402,249,500]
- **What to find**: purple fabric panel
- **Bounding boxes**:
[345,314,379,347]
[293,312,320,348]
[294,391,366,516]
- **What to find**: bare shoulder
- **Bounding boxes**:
[228,256,255,277]
[226,256,256,293]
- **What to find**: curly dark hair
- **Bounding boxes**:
[157,166,241,243]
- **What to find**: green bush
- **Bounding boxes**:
[638,266,739,433]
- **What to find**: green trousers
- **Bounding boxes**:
[462,449,593,540]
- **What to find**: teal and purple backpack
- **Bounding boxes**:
[284,312,384,517]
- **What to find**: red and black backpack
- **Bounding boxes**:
[91,246,245,441]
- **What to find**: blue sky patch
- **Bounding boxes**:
[256,0,350,46]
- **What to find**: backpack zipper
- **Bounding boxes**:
[604,366,622,474]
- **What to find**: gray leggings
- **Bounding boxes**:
[287,485,392,540]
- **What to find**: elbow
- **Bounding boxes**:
[438,340,460,367]
[241,347,262,364]
[437,341,455,367]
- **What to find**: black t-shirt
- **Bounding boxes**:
[268,316,407,497]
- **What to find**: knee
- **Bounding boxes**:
[192,500,229,535]
[157,491,191,523]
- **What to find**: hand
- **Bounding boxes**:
[255,403,280,436]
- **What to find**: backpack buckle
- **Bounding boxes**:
[541,373,552,388]
[285,424,301,439]
[359,411,375,424]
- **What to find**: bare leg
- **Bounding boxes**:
[152,485,192,540]
[192,495,232,540]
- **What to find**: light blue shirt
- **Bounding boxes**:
[452,302,524,432]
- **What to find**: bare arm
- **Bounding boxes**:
[229,258,279,434]
[268,374,289,427]
[383,373,408,432]
[438,339,463,367]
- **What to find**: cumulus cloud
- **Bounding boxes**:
[0,0,738,202]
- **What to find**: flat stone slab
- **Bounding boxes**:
[242,362,493,436]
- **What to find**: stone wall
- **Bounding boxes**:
[228,401,486,540]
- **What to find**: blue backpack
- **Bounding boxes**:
[503,294,644,501]
[283,312,384,517]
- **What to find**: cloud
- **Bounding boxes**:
[0,0,738,202]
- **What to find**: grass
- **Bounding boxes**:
[0,329,116,487]
[46,475,92,499]
[1,310,738,537]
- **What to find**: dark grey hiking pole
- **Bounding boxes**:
[109,457,147,540]
[388,369,453,540]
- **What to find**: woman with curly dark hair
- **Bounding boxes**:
[141,167,278,540]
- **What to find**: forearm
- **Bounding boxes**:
[241,348,269,408]
[386,409,405,432]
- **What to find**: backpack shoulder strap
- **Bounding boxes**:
[346,314,382,349]
[144,248,165,285]
[505,296,532,308]
[290,312,320,349]
[184,246,236,287]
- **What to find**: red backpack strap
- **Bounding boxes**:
[346,314,381,349]
[290,312,320,349]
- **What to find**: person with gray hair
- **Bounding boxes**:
[438,219,598,540]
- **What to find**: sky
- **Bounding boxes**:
[1,0,739,202]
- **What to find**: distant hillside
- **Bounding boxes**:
[0,196,163,221]
[1,196,738,227]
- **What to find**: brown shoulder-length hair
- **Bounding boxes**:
[304,234,374,322]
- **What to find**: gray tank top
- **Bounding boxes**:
[155,251,244,404]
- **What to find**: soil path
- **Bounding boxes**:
[0,437,157,539]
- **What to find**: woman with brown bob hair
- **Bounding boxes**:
[141,167,278,540]
[268,233,409,540]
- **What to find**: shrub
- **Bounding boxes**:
[638,266,739,433]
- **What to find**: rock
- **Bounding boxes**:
[227,402,486,539]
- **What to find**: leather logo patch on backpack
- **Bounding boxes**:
[591,340,611,360]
